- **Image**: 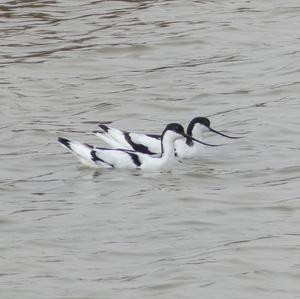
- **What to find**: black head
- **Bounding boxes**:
[161,123,222,149]
[186,117,211,145]
[163,123,185,136]
[196,117,211,127]
[187,117,210,135]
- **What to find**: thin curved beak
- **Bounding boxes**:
[182,133,222,147]
[209,127,242,139]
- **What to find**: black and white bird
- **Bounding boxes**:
[95,117,240,159]
[58,123,219,172]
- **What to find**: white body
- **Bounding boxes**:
[58,129,183,172]
[96,122,207,159]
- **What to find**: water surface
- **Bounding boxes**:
[1,0,300,298]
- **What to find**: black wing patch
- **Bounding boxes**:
[124,132,155,155]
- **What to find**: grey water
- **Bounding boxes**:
[1,0,300,298]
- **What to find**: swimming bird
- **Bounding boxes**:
[58,123,219,172]
[95,117,240,159]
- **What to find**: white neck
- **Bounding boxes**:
[159,132,178,171]
[192,123,207,140]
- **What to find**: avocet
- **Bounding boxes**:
[95,117,240,159]
[58,123,219,172]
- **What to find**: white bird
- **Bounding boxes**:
[57,123,219,172]
[95,117,240,159]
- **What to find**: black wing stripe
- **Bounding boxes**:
[146,134,161,140]
[91,150,114,168]
[98,124,109,132]
[128,152,142,167]
[58,137,72,150]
